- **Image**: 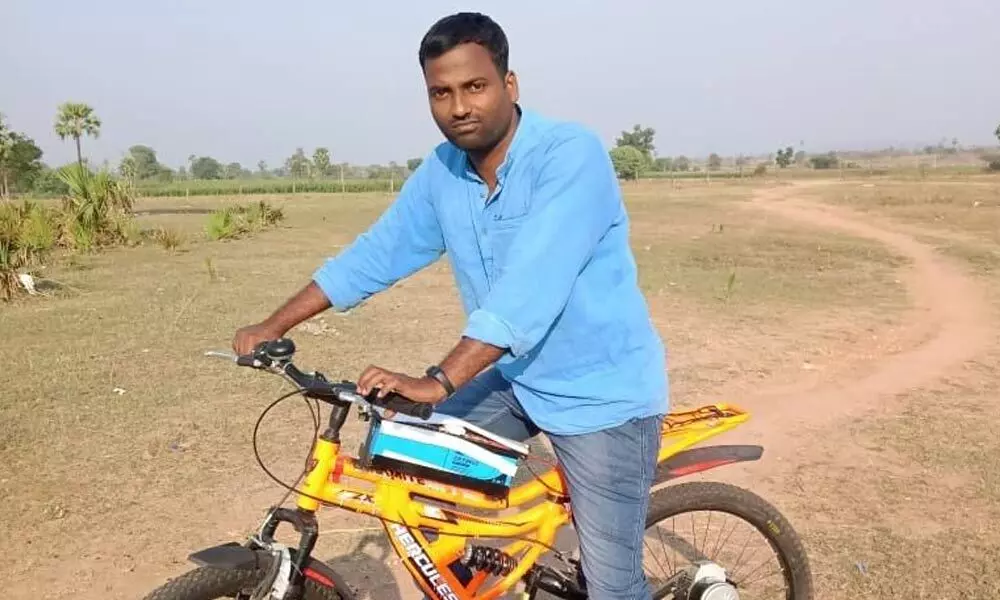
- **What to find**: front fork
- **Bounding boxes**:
[246,506,320,599]
[249,407,347,598]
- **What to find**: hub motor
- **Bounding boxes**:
[688,562,740,600]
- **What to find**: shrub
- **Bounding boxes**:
[56,164,137,251]
[206,201,284,241]
[0,200,58,300]
[809,153,839,170]
[146,227,184,251]
[980,153,1000,172]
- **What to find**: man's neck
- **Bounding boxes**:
[468,108,521,190]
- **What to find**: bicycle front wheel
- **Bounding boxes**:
[643,481,813,600]
[141,550,352,600]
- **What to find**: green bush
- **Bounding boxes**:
[56,164,137,251]
[206,200,284,241]
[0,200,58,300]
[980,154,1000,172]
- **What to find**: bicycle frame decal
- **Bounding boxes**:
[387,522,463,600]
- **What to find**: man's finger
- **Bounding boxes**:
[376,375,397,398]
[357,366,380,395]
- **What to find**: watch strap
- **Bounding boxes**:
[425,365,456,397]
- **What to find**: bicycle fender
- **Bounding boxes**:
[655,444,763,484]
[188,542,264,570]
[187,542,357,600]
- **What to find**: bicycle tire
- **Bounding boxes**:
[141,551,351,600]
[645,481,813,600]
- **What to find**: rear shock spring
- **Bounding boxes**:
[461,545,517,576]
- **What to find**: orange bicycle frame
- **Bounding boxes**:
[292,403,751,600]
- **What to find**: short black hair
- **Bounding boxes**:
[418,12,509,75]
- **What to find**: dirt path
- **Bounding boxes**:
[715,181,994,478]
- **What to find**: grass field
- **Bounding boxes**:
[1,176,999,598]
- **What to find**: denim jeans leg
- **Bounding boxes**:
[547,414,663,600]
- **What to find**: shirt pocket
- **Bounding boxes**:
[486,214,528,281]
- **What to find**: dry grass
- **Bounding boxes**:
[1,178,996,599]
[779,357,1000,599]
[813,179,1000,245]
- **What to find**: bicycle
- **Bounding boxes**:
[142,338,813,600]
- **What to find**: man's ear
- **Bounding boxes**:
[505,71,520,103]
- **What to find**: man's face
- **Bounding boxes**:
[423,43,518,152]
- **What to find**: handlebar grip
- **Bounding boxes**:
[369,391,434,420]
[236,354,256,367]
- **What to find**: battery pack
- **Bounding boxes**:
[359,413,530,498]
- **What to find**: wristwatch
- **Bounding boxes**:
[425,365,456,397]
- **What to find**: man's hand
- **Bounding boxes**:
[357,366,448,404]
[233,322,284,356]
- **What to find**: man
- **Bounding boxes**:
[233,12,668,599]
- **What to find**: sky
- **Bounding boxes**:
[2,0,999,171]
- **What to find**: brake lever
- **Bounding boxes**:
[204,350,271,369]
[204,350,238,361]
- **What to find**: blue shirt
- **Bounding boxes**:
[313,107,668,435]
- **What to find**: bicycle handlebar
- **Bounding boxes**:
[209,338,433,420]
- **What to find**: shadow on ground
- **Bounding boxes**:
[321,533,405,600]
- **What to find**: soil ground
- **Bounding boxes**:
[1,176,998,599]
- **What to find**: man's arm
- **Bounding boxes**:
[311,160,444,311]
[233,160,443,355]
[233,282,330,355]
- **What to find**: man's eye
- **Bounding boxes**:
[469,81,485,92]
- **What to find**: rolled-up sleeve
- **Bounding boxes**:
[462,128,621,356]
[312,160,444,311]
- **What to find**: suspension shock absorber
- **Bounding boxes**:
[460,545,518,576]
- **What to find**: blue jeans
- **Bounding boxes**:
[428,367,662,600]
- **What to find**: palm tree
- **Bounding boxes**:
[0,113,12,198]
[54,102,101,168]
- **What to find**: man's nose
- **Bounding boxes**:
[451,93,471,119]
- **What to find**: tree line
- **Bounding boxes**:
[0,102,426,198]
[607,123,1000,180]
[2,102,998,199]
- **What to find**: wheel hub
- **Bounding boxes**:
[687,561,740,600]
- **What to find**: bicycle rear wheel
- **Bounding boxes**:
[643,481,812,599]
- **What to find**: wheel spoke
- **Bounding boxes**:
[642,483,807,600]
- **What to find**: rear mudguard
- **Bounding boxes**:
[188,542,356,599]
[655,445,763,484]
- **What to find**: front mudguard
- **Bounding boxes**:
[189,541,263,570]
[187,541,357,600]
